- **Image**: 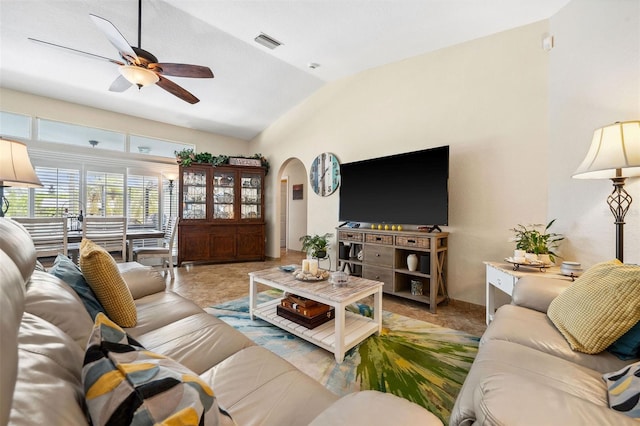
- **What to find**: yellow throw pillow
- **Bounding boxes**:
[548,260,640,354]
[79,238,137,327]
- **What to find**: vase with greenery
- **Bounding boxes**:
[299,233,332,258]
[511,219,564,263]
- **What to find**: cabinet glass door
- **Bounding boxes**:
[213,171,235,220]
[240,172,262,220]
[182,169,207,219]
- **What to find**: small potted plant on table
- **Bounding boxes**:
[299,233,332,259]
[511,219,564,264]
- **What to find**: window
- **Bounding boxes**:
[2,111,183,223]
[86,171,124,216]
[34,167,81,217]
[130,135,195,159]
[127,174,159,228]
[38,118,126,152]
[3,187,29,217]
[0,111,31,139]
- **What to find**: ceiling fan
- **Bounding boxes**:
[28,0,213,104]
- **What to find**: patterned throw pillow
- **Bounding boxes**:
[49,254,105,320]
[79,238,137,327]
[547,260,640,354]
[603,361,640,418]
[83,313,220,426]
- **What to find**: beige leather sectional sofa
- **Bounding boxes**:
[449,275,639,425]
[0,217,440,426]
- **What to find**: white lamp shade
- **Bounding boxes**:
[0,139,42,187]
[573,121,640,179]
[119,65,159,87]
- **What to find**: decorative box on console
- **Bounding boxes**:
[277,304,335,329]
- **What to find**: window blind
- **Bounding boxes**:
[33,167,81,217]
[127,174,159,228]
[86,171,124,217]
[3,188,29,217]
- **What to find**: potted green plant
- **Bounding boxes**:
[511,219,564,263]
[299,233,332,258]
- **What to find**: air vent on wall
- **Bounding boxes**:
[254,33,282,49]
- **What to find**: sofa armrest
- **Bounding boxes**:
[309,391,442,426]
[473,373,637,426]
[118,263,166,299]
[511,275,572,313]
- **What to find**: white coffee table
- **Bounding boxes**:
[249,267,383,363]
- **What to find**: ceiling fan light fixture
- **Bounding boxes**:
[119,65,159,88]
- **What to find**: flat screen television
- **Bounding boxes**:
[338,145,449,226]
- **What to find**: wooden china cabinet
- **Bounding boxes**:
[177,164,265,265]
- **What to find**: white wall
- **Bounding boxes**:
[548,0,640,266]
[252,21,551,305]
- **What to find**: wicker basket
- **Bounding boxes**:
[365,234,394,245]
[338,231,363,242]
[395,236,430,249]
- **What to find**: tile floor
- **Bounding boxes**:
[167,249,487,336]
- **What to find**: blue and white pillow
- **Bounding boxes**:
[603,361,640,418]
[83,313,223,425]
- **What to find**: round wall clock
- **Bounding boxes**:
[310,152,341,196]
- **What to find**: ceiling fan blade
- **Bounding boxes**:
[89,14,138,63]
[156,75,200,104]
[152,63,214,78]
[108,75,132,92]
[28,38,124,65]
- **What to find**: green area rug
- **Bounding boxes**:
[207,290,479,423]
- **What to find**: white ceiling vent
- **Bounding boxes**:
[254,33,282,49]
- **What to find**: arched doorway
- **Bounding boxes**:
[277,158,307,253]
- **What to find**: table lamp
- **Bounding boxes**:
[0,138,43,217]
[573,121,640,262]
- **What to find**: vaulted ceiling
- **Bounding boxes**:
[0,0,570,141]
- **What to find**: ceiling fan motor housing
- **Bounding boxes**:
[130,46,158,67]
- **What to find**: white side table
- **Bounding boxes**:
[484,261,571,324]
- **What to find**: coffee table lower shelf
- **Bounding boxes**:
[253,299,379,358]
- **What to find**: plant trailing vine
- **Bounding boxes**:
[175,149,270,175]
